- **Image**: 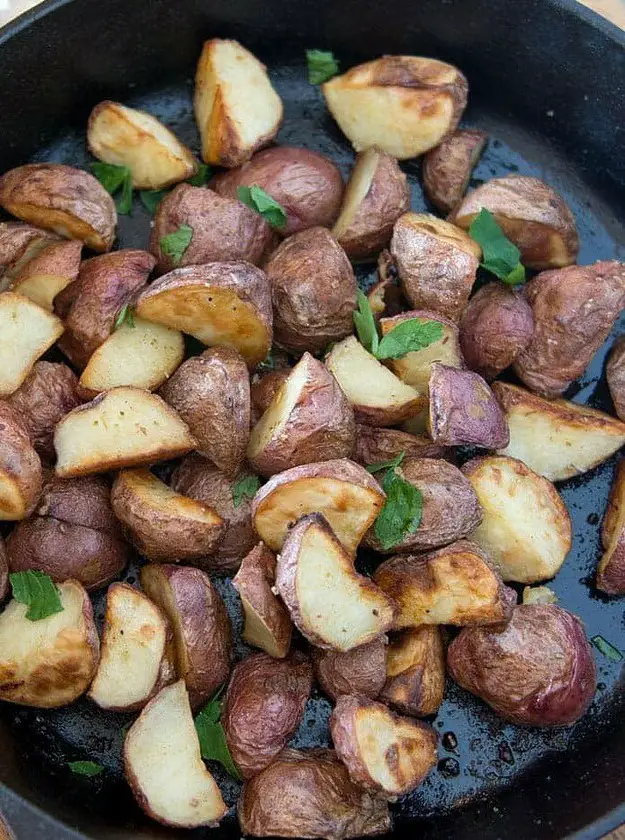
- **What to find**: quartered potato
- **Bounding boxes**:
[0,221,58,280]
[0,402,42,521]
[251,368,292,421]
[607,337,625,422]
[4,238,81,311]
[597,459,625,594]
[313,638,387,703]
[353,424,448,468]
[380,626,446,717]
[0,539,8,602]
[422,128,488,213]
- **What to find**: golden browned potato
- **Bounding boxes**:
[222,651,313,777]
[135,261,272,368]
[332,148,409,260]
[4,238,81,311]
[330,695,437,797]
[514,261,625,397]
[88,101,197,189]
[0,402,42,521]
[0,164,117,252]
[232,543,292,658]
[607,337,625,422]
[459,282,534,380]
[0,580,99,707]
[248,352,355,477]
[211,146,344,235]
[597,459,625,594]
[462,455,572,583]
[374,540,516,628]
[353,424,448,468]
[239,748,391,838]
[451,175,579,270]
[7,473,129,589]
[276,514,394,651]
[492,381,625,481]
[194,38,283,167]
[54,387,195,478]
[251,368,292,420]
[251,458,385,554]
[111,469,225,562]
[367,250,406,320]
[422,129,488,213]
[140,564,232,709]
[380,626,445,717]
[0,221,58,281]
[124,681,227,828]
[390,213,480,323]
[323,56,467,159]
[312,638,387,702]
[265,227,357,354]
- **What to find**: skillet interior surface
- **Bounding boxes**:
[0,0,625,838]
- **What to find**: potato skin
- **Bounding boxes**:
[313,639,387,702]
[380,626,445,717]
[0,402,42,521]
[265,227,357,354]
[0,538,8,601]
[353,424,448,467]
[367,252,406,321]
[459,283,534,380]
[211,146,344,236]
[0,222,59,278]
[222,651,313,778]
[597,459,625,594]
[513,261,625,397]
[447,604,596,726]
[422,129,488,213]
[607,338,625,422]
[251,368,291,420]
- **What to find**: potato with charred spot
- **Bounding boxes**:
[607,338,625,422]
[596,459,625,595]
[380,626,445,717]
[422,129,488,213]
[313,639,387,702]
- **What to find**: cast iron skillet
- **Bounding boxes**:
[1,0,625,837]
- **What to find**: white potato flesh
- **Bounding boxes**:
[248,361,307,456]
[332,149,379,239]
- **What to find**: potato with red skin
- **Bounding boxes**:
[607,338,625,422]
[353,424,448,468]
[380,626,445,717]
[459,283,534,380]
[0,222,58,280]
[0,538,8,601]
[312,639,387,702]
[5,238,82,311]
[422,129,488,213]
[222,651,313,778]
[596,459,625,595]
[0,402,42,522]
[251,368,291,420]
[447,604,596,726]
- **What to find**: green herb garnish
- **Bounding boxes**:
[232,475,261,507]
[194,689,242,780]
[237,185,287,229]
[353,291,442,360]
[353,290,379,356]
[90,162,133,215]
[187,163,213,187]
[374,467,423,551]
[469,208,526,285]
[306,49,339,84]
[68,761,104,777]
[9,570,64,622]
[591,634,623,662]
[114,304,135,330]
[366,451,406,475]
[159,223,193,265]
[139,189,169,215]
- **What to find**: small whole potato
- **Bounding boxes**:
[607,337,625,422]
[312,638,388,702]
[422,129,488,213]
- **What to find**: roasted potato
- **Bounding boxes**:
[251,368,292,420]
[211,146,344,236]
[429,363,509,448]
[332,148,409,261]
[194,38,283,167]
[353,424,448,468]
[374,540,516,628]
[367,251,406,320]
[251,458,385,554]
[597,459,625,594]
[422,129,488,213]
[0,538,8,602]
[0,163,117,252]
[276,514,394,651]
[54,387,195,478]
[0,402,42,521]
[462,455,572,583]
[390,213,480,323]
[330,695,437,797]
[607,337,625,422]
[265,227,357,354]
[0,221,58,280]
[522,585,558,606]
[222,651,313,777]
[4,238,81,311]
[238,748,390,838]
[140,564,232,709]
[514,261,625,397]
[323,56,467,159]
[7,473,129,589]
[447,604,596,726]
[248,352,355,477]
[124,680,227,828]
[312,638,387,702]
[492,381,625,481]
[135,261,272,368]
[451,175,579,270]
[459,282,534,380]
[0,580,99,707]
[88,101,197,189]
[111,469,225,562]
[380,626,445,717]
[232,543,292,658]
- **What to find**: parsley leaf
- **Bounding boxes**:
[139,189,169,215]
[160,223,193,265]
[187,163,213,187]
[306,49,339,84]
[374,469,423,551]
[90,162,133,215]
[376,318,443,360]
[68,761,104,777]
[353,290,379,356]
[590,635,623,662]
[232,475,261,507]
[9,570,64,621]
[194,690,241,780]
[114,304,135,330]
[366,451,406,475]
[469,208,526,285]
[237,185,287,229]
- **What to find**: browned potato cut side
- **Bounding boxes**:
[0,403,42,521]
[522,585,558,606]
[607,337,625,422]
[422,128,487,213]
[0,222,59,282]
[597,459,625,594]
[353,424,448,467]
[313,638,387,702]
[380,626,445,717]
[8,239,82,311]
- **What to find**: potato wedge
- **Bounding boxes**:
[0,402,42,521]
[54,387,195,478]
[88,101,197,189]
[333,148,409,261]
[135,262,272,367]
[111,469,224,561]
[251,458,385,554]
[380,626,445,717]
[492,381,625,481]
[222,652,312,777]
[597,459,625,594]
[160,346,250,476]
[232,543,292,658]
[0,221,59,281]
[353,424,448,468]
[422,129,488,213]
[140,564,232,709]
[124,680,227,828]
[326,336,425,426]
[276,514,394,651]
[251,368,291,420]
[330,695,437,797]
[0,538,8,602]
[374,540,516,628]
[0,292,64,397]
[462,455,572,583]
[323,56,467,159]
[0,580,99,707]
[248,352,355,477]
[607,337,625,422]
[313,638,387,702]
[6,238,82,311]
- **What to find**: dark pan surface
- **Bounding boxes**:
[0,1,625,838]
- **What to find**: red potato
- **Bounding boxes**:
[0,222,58,280]
[367,265,406,322]
[607,337,625,422]
[380,626,446,717]
[0,538,8,602]
[251,368,292,420]
[5,238,82,312]
[313,639,387,702]
[353,425,449,468]
[597,459,625,595]
[0,402,42,521]
[422,128,488,214]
